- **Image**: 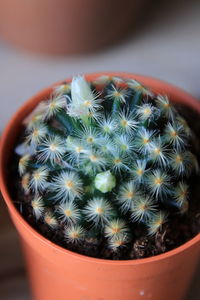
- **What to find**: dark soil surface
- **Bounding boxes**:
[9,104,200,260]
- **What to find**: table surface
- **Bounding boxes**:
[0,0,200,299]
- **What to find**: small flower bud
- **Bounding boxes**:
[94,170,116,193]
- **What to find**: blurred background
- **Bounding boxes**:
[0,0,200,299]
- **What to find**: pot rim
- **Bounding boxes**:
[0,71,200,266]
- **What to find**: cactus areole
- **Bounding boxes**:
[15,75,199,257]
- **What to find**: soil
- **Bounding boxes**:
[9,104,200,260]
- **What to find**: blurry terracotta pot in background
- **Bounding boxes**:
[0,0,144,55]
[0,72,200,300]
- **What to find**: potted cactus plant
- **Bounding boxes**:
[0,72,199,300]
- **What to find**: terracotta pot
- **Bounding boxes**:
[0,0,144,55]
[0,72,200,300]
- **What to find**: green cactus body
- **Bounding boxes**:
[16,75,199,252]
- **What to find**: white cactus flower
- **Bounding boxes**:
[68,75,101,119]
[71,75,94,102]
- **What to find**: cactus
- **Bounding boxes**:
[16,75,199,253]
